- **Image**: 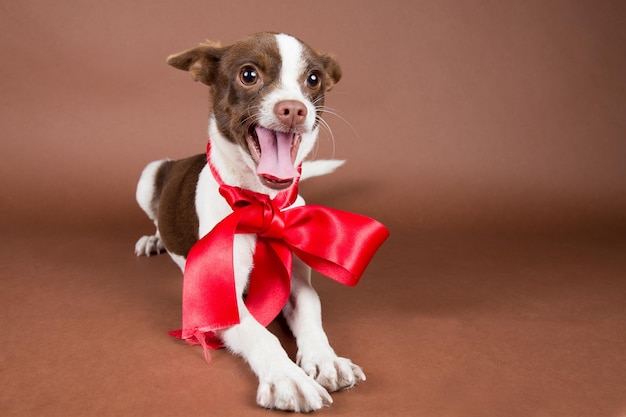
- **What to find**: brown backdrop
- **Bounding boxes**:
[1,1,625,416]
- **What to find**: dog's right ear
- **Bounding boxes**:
[166,41,224,86]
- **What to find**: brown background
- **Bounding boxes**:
[1,1,625,416]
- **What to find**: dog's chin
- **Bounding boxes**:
[246,125,302,191]
[258,175,294,190]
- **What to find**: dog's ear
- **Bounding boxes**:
[320,54,341,92]
[166,40,224,86]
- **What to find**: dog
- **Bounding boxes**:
[135,32,366,412]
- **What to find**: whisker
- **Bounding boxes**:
[312,95,326,106]
[314,113,337,159]
[315,105,359,140]
[241,106,262,127]
[240,103,262,127]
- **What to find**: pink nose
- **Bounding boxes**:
[274,100,307,127]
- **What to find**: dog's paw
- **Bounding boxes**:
[256,363,332,412]
[134,235,165,257]
[297,352,366,392]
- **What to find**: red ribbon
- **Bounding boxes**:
[172,142,389,352]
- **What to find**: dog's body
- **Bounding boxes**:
[135,33,365,412]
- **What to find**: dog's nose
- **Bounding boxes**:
[274,100,307,128]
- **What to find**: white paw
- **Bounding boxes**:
[297,352,366,392]
[134,235,165,257]
[256,363,332,412]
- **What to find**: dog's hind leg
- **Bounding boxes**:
[135,232,165,257]
[135,159,171,256]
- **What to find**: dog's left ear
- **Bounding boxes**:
[322,55,342,91]
[166,40,224,86]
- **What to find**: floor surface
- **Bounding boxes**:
[2,224,625,416]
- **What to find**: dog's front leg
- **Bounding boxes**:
[216,235,331,412]
[283,258,366,392]
[219,312,332,412]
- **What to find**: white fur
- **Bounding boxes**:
[136,159,168,222]
[135,159,169,256]
[136,33,362,412]
[134,234,164,257]
[168,253,187,272]
[257,35,317,131]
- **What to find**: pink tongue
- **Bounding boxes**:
[255,126,298,180]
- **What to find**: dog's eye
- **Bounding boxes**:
[305,72,321,90]
[239,66,259,86]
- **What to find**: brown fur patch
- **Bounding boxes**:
[210,33,282,150]
[156,154,206,257]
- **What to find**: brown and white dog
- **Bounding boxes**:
[135,33,364,412]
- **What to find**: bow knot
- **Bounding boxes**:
[219,185,287,239]
[258,204,286,239]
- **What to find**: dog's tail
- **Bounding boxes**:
[300,159,345,181]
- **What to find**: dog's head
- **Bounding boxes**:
[167,32,341,190]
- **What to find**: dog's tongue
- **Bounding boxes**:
[255,126,298,181]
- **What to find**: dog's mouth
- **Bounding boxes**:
[246,125,302,190]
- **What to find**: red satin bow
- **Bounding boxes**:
[173,142,389,353]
